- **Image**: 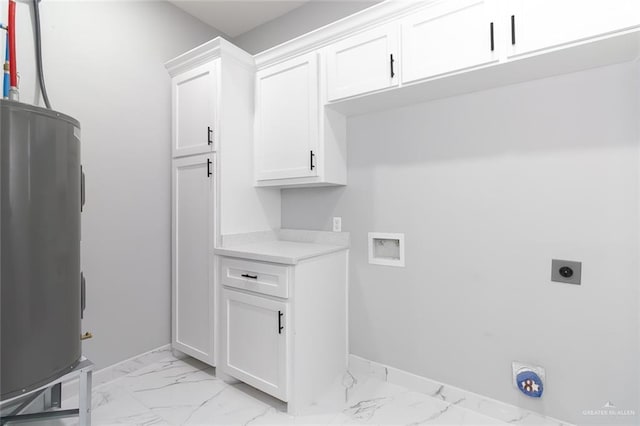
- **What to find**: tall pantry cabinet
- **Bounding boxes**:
[166,38,280,367]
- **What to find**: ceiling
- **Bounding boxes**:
[167,0,311,37]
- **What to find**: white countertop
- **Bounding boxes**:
[214,229,349,265]
[214,240,347,265]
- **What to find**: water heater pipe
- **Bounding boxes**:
[3,32,8,99]
[1,23,7,99]
[8,0,17,100]
[32,0,51,108]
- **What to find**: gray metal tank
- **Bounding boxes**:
[0,100,83,401]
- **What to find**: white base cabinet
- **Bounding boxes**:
[223,289,289,401]
[220,251,348,414]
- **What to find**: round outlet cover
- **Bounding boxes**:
[516,370,543,398]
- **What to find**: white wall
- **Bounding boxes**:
[234,0,381,54]
[282,63,640,424]
[218,51,281,236]
[12,1,223,369]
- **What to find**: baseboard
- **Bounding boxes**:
[57,347,571,425]
[61,344,184,401]
[348,354,572,426]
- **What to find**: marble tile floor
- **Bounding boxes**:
[31,354,548,426]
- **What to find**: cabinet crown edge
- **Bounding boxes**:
[165,37,254,77]
[253,0,431,70]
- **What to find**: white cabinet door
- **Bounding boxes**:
[223,289,288,401]
[172,61,217,157]
[402,0,498,84]
[507,0,640,57]
[172,154,215,364]
[255,53,319,182]
[326,24,399,101]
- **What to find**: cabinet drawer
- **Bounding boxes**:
[220,257,290,298]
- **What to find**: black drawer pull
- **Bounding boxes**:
[241,273,257,279]
[511,15,516,45]
[278,310,284,334]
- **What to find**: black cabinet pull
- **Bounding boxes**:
[278,310,284,334]
[207,126,213,145]
[490,22,495,51]
[390,53,395,78]
[241,273,257,279]
[511,15,516,45]
[207,158,212,177]
[310,150,315,170]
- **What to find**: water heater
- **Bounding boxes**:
[0,99,83,401]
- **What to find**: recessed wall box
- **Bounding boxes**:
[368,232,405,267]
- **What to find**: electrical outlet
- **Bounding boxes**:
[551,259,581,285]
[332,217,342,232]
[512,362,545,398]
[512,362,545,387]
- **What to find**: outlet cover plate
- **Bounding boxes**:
[551,259,581,285]
[512,361,545,390]
[332,217,342,232]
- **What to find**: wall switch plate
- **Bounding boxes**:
[551,259,581,285]
[332,217,342,232]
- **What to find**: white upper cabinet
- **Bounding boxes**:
[253,0,640,117]
[255,53,319,181]
[171,61,217,157]
[402,0,498,85]
[326,23,399,101]
[507,0,640,57]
